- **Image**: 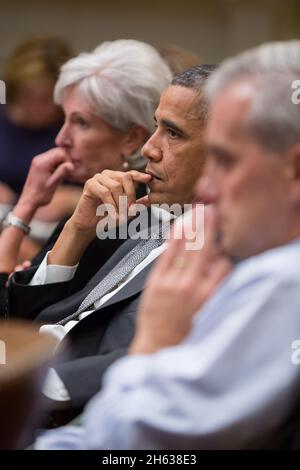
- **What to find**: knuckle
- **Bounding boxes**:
[178,282,193,298]
[102,169,111,177]
[155,281,172,295]
[99,186,110,197]
[111,180,122,191]
[32,156,42,168]
[127,170,137,179]
[123,173,132,184]
[84,178,93,191]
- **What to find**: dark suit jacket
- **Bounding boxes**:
[7,221,157,409]
[0,183,147,313]
[0,220,128,317]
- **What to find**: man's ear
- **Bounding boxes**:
[286,143,300,206]
[122,125,149,157]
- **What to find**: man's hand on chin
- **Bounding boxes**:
[130,206,232,355]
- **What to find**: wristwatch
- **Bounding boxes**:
[2,211,31,234]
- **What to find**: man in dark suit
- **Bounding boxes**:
[7,65,216,416]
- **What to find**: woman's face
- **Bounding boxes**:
[55,85,128,183]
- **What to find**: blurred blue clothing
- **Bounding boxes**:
[35,238,300,449]
[0,106,60,195]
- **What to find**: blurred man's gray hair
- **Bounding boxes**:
[205,40,300,152]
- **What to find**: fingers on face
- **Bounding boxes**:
[92,170,148,211]
[85,177,117,213]
[45,148,69,166]
[118,173,136,207]
[201,257,232,299]
[46,162,74,188]
[158,212,216,282]
[128,170,152,184]
[96,173,124,210]
[156,234,184,275]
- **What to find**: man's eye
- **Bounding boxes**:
[216,156,235,170]
[167,128,179,138]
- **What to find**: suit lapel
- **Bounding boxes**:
[37,236,141,323]
[64,258,157,336]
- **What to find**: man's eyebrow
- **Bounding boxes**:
[161,118,185,136]
[154,115,186,136]
[205,144,237,159]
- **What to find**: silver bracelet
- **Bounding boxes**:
[2,211,31,234]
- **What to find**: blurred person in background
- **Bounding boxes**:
[157,43,201,75]
[0,35,79,256]
[0,35,76,208]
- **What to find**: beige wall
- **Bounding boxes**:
[0,0,300,70]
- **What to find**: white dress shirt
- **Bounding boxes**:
[36,238,300,449]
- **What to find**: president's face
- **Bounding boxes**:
[141,85,206,206]
[198,82,292,260]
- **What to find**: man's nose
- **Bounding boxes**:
[196,164,220,204]
[141,131,162,162]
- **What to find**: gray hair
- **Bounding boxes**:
[54,39,172,133]
[205,40,300,152]
[172,64,218,123]
[54,39,172,168]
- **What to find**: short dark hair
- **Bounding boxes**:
[172,64,218,89]
[172,64,218,122]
